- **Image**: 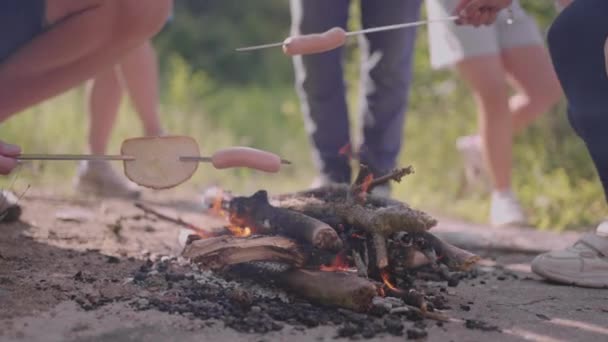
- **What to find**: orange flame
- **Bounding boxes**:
[202,189,252,238]
[381,270,403,294]
[226,225,252,238]
[320,252,350,272]
[351,232,366,239]
[360,174,374,194]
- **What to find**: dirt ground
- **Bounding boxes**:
[1,189,606,342]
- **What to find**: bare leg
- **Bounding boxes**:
[0,0,172,121]
[501,45,562,132]
[120,41,163,136]
[456,55,512,191]
[87,68,123,155]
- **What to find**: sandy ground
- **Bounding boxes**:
[0,189,606,342]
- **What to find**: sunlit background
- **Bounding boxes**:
[1,1,603,230]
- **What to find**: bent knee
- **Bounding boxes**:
[118,0,172,38]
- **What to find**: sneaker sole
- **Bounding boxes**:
[531,258,608,289]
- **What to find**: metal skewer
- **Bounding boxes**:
[17,154,135,161]
[17,154,292,165]
[178,156,292,165]
[236,16,459,52]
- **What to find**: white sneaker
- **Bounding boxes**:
[456,135,489,191]
[490,190,527,227]
[74,160,140,199]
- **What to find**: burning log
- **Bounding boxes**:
[229,191,343,251]
[396,232,480,271]
[275,196,436,236]
[182,235,308,271]
[278,269,377,313]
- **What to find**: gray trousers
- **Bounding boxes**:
[290,0,422,183]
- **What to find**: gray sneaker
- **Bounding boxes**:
[74,161,140,199]
[0,190,22,223]
[531,230,608,288]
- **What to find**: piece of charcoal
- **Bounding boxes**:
[465,319,501,332]
[106,256,120,264]
[384,317,403,336]
[406,328,428,340]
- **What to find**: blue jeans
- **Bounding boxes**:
[0,0,45,63]
[548,0,608,200]
[290,0,422,183]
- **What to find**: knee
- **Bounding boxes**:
[473,79,510,111]
[527,80,563,114]
[117,0,172,39]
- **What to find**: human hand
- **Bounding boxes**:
[0,141,21,175]
[454,0,513,26]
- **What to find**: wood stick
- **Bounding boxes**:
[354,166,414,194]
[229,191,343,251]
[134,202,213,237]
[372,233,389,269]
[182,235,308,271]
[275,196,436,236]
[404,232,480,271]
[278,270,377,313]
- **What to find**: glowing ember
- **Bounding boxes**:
[226,225,252,238]
[338,143,352,158]
[381,270,403,294]
[357,173,375,201]
[351,233,366,239]
[320,252,350,272]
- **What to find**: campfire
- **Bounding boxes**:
[179,164,480,318]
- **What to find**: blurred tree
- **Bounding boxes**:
[154,0,292,85]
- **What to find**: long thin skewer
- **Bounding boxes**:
[179,156,292,165]
[17,154,292,165]
[17,154,135,161]
[236,16,458,52]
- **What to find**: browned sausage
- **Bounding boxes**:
[282,27,347,56]
[211,147,282,173]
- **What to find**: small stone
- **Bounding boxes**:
[160,256,171,263]
[447,277,459,287]
[460,304,471,311]
[106,256,120,264]
[406,328,428,339]
[384,317,403,336]
[250,306,262,313]
[136,298,149,307]
[337,323,359,338]
[497,276,507,281]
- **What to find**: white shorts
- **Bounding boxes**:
[425,0,545,69]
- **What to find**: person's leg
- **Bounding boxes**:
[456,56,512,192]
[531,0,608,288]
[501,45,562,132]
[120,41,164,137]
[76,67,139,199]
[290,0,351,184]
[0,0,172,121]
[88,68,123,155]
[456,55,530,226]
[548,0,608,197]
[357,0,422,181]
